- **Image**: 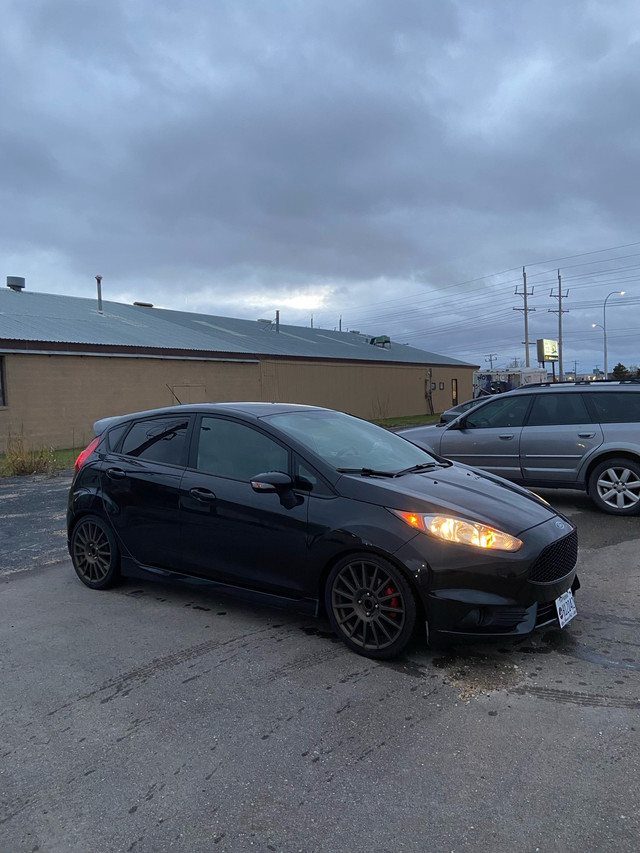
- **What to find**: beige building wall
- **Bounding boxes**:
[0,353,474,452]
[260,360,472,420]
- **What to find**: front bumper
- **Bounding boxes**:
[425,573,580,641]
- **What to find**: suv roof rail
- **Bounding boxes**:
[513,379,640,389]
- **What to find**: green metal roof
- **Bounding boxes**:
[0,287,475,367]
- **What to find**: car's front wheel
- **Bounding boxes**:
[70,515,120,589]
[588,457,640,515]
[325,553,417,659]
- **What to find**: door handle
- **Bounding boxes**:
[106,468,126,480]
[189,487,217,502]
[578,432,596,438]
[498,434,514,440]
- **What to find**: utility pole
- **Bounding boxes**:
[485,353,498,369]
[549,269,569,381]
[514,267,536,367]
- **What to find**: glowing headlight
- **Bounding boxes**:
[392,510,522,552]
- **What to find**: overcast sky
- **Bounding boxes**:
[2,0,640,375]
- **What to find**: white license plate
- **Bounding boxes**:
[555,590,577,628]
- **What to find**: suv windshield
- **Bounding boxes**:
[266,410,438,473]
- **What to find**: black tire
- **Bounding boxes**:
[70,514,120,589]
[588,457,640,516]
[325,553,417,660]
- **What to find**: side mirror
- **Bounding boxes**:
[250,471,303,509]
[444,415,465,429]
[250,471,293,493]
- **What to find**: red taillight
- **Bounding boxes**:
[74,436,100,473]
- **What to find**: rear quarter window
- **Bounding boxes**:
[584,392,640,424]
[104,422,129,452]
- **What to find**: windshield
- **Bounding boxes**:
[266,410,438,473]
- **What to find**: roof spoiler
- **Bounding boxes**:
[93,415,125,436]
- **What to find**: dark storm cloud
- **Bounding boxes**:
[1,0,640,369]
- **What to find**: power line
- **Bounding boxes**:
[322,240,640,327]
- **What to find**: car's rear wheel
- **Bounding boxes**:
[325,554,417,659]
[70,515,120,589]
[588,457,640,515]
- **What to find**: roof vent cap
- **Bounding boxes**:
[7,276,25,292]
[133,301,154,308]
[369,335,391,348]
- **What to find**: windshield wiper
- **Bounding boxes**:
[336,467,396,478]
[393,462,440,476]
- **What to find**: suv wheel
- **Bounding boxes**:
[588,458,640,516]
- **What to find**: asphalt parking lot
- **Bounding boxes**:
[1,472,639,853]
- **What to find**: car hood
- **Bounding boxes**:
[336,462,557,537]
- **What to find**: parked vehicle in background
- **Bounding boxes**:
[439,398,481,424]
[68,402,578,659]
[399,381,640,516]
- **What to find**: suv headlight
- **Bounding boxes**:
[391,510,523,552]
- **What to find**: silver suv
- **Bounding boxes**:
[399,381,640,515]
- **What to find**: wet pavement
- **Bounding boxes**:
[1,474,639,852]
[0,470,73,574]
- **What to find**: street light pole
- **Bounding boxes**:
[592,323,606,377]
[602,290,625,378]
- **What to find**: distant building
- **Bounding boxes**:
[562,372,604,382]
[0,282,477,451]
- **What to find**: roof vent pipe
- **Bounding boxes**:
[275,310,280,333]
[7,276,25,292]
[95,275,103,314]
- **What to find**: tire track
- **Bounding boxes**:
[47,624,277,715]
[512,685,640,709]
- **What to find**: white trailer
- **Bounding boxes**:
[473,367,547,397]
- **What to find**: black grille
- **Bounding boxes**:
[529,530,578,584]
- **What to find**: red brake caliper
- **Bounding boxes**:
[384,586,399,618]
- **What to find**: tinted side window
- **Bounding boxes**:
[465,396,530,429]
[584,392,640,424]
[120,417,190,465]
[527,393,590,426]
[196,417,289,480]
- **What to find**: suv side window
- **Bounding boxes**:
[527,393,591,426]
[464,395,531,429]
[584,391,640,424]
[120,416,190,465]
[196,417,289,480]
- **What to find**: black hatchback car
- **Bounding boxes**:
[68,403,579,659]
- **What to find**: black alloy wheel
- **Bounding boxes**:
[70,515,120,589]
[325,554,417,659]
[588,457,640,516]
